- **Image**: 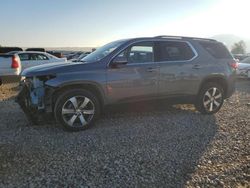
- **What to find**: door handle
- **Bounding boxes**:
[147,67,157,72]
[192,64,201,69]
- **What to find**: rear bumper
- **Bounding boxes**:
[0,68,21,76]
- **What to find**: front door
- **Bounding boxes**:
[106,41,159,103]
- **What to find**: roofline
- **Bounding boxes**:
[123,36,218,43]
[154,35,217,42]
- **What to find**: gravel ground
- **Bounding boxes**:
[0,80,249,187]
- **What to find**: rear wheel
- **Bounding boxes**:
[195,82,224,114]
[54,89,100,131]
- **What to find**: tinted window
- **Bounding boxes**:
[118,42,154,64]
[18,53,29,61]
[158,41,195,61]
[30,54,49,61]
[199,42,232,59]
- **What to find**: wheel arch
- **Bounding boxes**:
[198,75,228,96]
[51,82,106,110]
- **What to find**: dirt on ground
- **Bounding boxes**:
[0,80,249,187]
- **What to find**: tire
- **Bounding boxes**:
[54,89,100,131]
[195,82,224,114]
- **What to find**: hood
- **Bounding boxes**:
[21,61,88,77]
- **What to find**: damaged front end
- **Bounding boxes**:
[16,75,55,123]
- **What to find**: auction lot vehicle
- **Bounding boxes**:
[7,51,67,70]
[0,54,21,85]
[237,57,250,78]
[17,36,236,131]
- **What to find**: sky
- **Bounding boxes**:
[0,0,249,47]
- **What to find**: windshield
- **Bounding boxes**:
[81,40,126,62]
[241,57,250,64]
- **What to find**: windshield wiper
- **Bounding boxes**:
[79,60,86,63]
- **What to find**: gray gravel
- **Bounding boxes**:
[0,80,249,187]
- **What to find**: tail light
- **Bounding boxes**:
[229,59,238,70]
[11,55,19,69]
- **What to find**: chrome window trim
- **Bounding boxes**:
[108,39,198,67]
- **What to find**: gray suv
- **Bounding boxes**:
[17,36,236,131]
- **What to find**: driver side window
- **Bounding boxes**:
[118,42,154,64]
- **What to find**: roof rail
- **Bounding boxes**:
[154,35,217,42]
[154,35,183,39]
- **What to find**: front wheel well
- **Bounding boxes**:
[199,77,228,95]
[52,84,104,110]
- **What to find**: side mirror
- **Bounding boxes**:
[110,56,128,68]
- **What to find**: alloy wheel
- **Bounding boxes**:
[61,96,95,127]
[203,87,223,112]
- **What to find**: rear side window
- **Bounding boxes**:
[199,42,232,59]
[158,41,195,61]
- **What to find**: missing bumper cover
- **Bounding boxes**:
[16,77,55,123]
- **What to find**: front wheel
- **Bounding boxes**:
[54,89,100,131]
[195,83,224,114]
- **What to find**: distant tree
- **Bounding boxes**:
[231,40,246,54]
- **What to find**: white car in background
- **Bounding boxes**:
[237,57,250,78]
[0,54,21,85]
[7,51,67,71]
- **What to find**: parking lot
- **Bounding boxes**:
[0,80,249,187]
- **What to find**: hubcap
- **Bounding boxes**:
[203,87,222,112]
[62,96,95,127]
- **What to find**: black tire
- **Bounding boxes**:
[195,82,224,114]
[54,89,100,131]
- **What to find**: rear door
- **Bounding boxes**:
[106,41,159,103]
[156,40,200,96]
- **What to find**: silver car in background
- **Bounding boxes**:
[237,57,250,78]
[7,51,67,71]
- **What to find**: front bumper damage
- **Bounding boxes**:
[16,77,55,124]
